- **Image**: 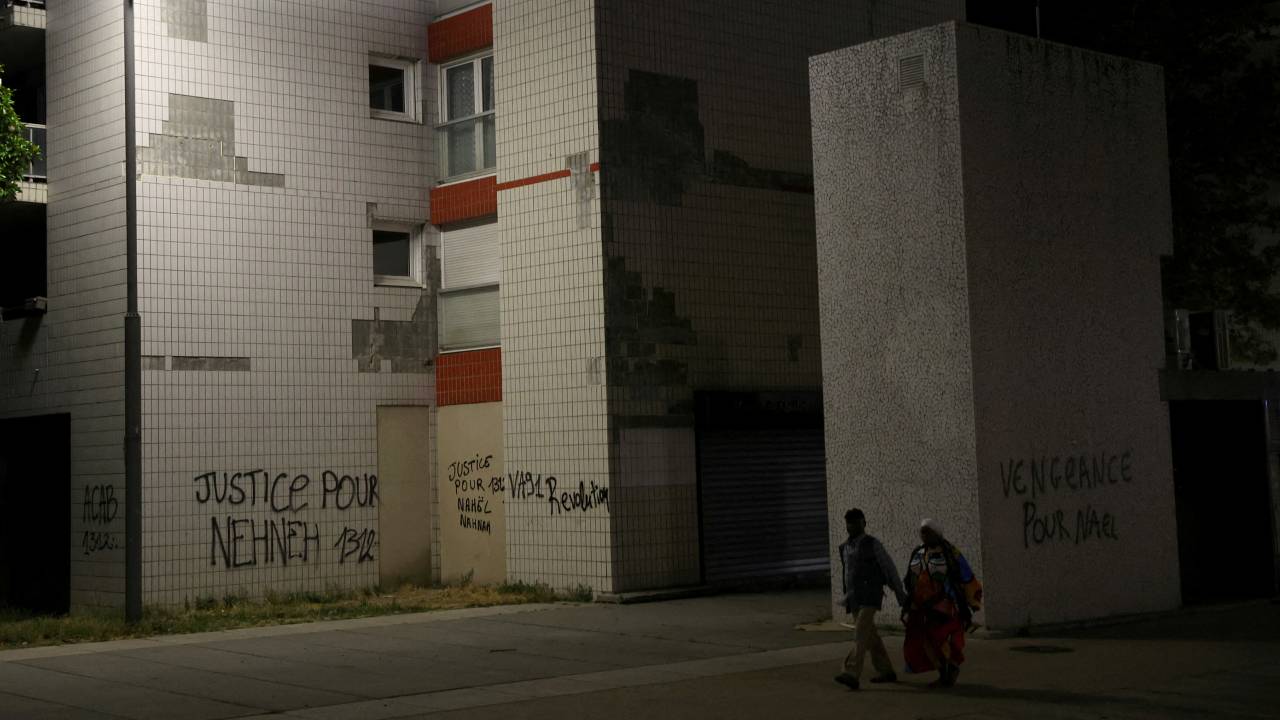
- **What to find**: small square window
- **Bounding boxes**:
[370,65,405,113]
[369,55,418,122]
[372,225,422,286]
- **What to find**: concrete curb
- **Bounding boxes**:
[594,586,713,604]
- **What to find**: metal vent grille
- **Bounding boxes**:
[899,54,925,90]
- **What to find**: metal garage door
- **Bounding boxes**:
[697,392,829,583]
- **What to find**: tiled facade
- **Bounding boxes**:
[495,0,612,592]
[430,176,497,226]
[593,0,965,590]
[3,0,973,609]
[1,0,131,608]
[437,348,502,406]
[3,0,439,608]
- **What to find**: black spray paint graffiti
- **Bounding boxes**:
[1000,450,1133,549]
[81,484,121,556]
[999,451,1133,501]
[334,526,377,564]
[195,469,377,569]
[448,454,494,482]
[507,471,609,516]
[1021,502,1120,548]
[547,477,609,515]
[451,455,504,535]
[193,470,310,512]
[320,471,379,510]
[210,516,321,568]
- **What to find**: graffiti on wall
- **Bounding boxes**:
[999,450,1132,549]
[509,471,609,516]
[449,465,609,535]
[449,454,502,535]
[194,469,379,569]
[81,484,121,556]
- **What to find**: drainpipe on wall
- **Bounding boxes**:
[123,0,142,623]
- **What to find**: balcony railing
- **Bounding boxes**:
[9,1,47,9]
[22,123,45,182]
[436,112,495,181]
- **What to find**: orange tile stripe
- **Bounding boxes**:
[437,348,502,406]
[430,176,497,226]
[494,162,600,191]
[428,4,493,64]
[431,164,600,226]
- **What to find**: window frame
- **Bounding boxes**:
[436,51,496,180]
[371,222,424,288]
[369,54,419,123]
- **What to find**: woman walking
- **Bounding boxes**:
[902,518,982,687]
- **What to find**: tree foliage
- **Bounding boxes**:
[0,64,42,202]
[969,1,1280,362]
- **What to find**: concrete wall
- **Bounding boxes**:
[813,22,1180,629]
[133,0,436,605]
[0,0,130,608]
[594,0,966,592]
[955,24,1179,628]
[437,402,505,585]
[812,23,979,621]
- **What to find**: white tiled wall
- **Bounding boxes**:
[495,0,613,593]
[0,0,131,608]
[133,0,436,605]
[0,0,970,607]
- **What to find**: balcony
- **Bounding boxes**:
[436,112,495,181]
[1,0,46,31]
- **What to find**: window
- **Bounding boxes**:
[372,224,422,286]
[437,54,495,179]
[369,56,418,121]
[438,219,500,349]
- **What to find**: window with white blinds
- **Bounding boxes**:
[440,219,499,290]
[440,285,500,350]
[438,218,500,349]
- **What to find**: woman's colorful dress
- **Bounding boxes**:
[902,542,983,673]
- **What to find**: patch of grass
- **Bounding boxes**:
[0,583,562,652]
[495,580,559,603]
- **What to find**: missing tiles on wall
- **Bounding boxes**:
[164,0,208,42]
[139,94,284,187]
[170,356,251,372]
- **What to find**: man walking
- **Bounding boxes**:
[834,508,908,691]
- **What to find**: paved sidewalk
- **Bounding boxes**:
[1,590,1277,719]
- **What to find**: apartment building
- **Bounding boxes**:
[0,0,965,613]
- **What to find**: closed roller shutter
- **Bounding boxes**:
[440,285,499,349]
[441,219,499,290]
[697,392,829,583]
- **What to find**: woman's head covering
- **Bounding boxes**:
[920,518,944,538]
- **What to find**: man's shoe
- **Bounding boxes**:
[833,673,860,690]
[941,664,960,687]
[870,673,898,684]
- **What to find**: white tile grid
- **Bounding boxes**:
[130,0,437,605]
[0,0,133,608]
[495,0,614,593]
[591,1,965,591]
